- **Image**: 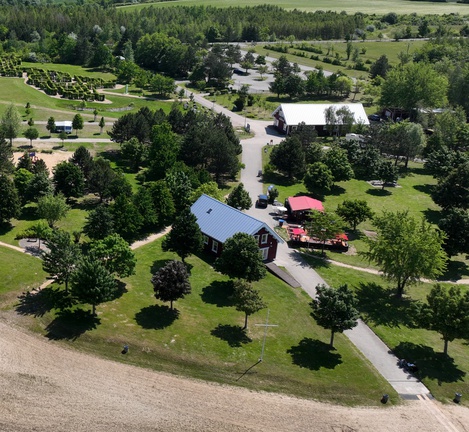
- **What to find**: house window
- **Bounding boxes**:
[203,235,209,245]
[260,247,269,260]
[212,240,218,253]
[261,234,268,244]
[254,235,260,244]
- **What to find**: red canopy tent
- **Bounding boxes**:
[335,233,348,240]
[292,228,306,236]
[287,196,324,212]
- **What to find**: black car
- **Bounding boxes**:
[256,194,268,208]
[368,114,381,122]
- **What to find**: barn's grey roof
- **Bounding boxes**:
[272,103,370,126]
[191,194,283,244]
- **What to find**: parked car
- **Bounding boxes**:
[256,194,268,208]
[368,114,381,122]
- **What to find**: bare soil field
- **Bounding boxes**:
[0,315,468,432]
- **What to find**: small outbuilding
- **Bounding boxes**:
[272,103,369,136]
[285,196,324,221]
[191,194,284,261]
[55,121,73,134]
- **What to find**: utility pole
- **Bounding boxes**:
[255,309,278,362]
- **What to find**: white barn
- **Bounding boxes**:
[272,103,369,136]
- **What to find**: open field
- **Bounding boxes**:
[5,240,394,406]
[119,0,469,15]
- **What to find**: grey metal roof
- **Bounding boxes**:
[191,194,284,244]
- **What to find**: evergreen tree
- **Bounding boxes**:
[226,183,252,210]
[0,174,20,225]
[42,230,81,292]
[83,205,115,240]
[162,207,203,262]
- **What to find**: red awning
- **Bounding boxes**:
[288,196,324,212]
[292,228,306,235]
[336,233,348,240]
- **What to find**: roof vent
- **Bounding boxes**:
[207,208,212,214]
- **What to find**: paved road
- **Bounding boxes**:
[223,108,431,398]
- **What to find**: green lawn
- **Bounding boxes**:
[21,62,116,81]
[0,247,47,306]
[0,77,174,121]
[310,260,469,405]
[13,239,395,406]
[120,0,469,15]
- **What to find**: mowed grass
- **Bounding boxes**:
[120,0,469,15]
[21,62,116,81]
[21,239,395,406]
[0,77,174,121]
[0,247,47,305]
[310,261,469,405]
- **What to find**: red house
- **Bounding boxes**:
[191,194,284,261]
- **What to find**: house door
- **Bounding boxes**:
[260,247,269,261]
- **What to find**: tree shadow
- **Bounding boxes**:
[16,286,75,317]
[422,209,442,225]
[211,324,252,347]
[0,222,13,236]
[109,280,128,301]
[327,184,346,196]
[355,282,419,327]
[20,205,39,221]
[438,260,469,282]
[135,304,179,330]
[45,308,100,340]
[261,171,300,188]
[150,259,172,275]
[287,338,342,370]
[413,184,434,196]
[365,188,392,197]
[71,196,101,211]
[200,280,235,307]
[393,342,466,384]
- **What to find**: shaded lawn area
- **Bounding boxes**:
[0,247,47,304]
[25,239,395,406]
[311,260,469,405]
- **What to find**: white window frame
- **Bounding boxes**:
[254,235,260,244]
[212,240,218,253]
[261,234,268,244]
[260,247,269,260]
[203,235,209,245]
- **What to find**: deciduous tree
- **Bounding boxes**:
[361,211,447,297]
[37,194,69,228]
[1,103,21,144]
[151,259,191,310]
[214,232,266,282]
[311,284,359,348]
[23,127,39,147]
[71,257,118,316]
[270,136,305,180]
[72,113,84,136]
[336,199,374,231]
[89,233,136,278]
[304,162,334,192]
[230,279,266,330]
[418,284,469,356]
[53,161,85,200]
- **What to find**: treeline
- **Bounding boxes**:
[0,4,364,47]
